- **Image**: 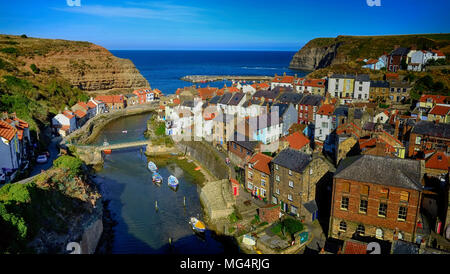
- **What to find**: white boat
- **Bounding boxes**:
[168,175,179,188]
[152,172,163,184]
[147,161,158,172]
[189,217,206,233]
[122,130,128,134]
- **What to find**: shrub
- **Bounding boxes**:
[229,211,239,224]
[282,218,304,234]
[30,64,40,74]
[0,47,18,55]
[53,155,83,177]
[20,34,27,38]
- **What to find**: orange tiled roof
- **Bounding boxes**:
[0,120,17,141]
[273,75,294,84]
[173,98,181,105]
[366,58,378,64]
[248,153,273,175]
[304,79,325,88]
[95,95,124,104]
[426,152,449,171]
[74,110,87,118]
[197,87,218,100]
[385,73,399,80]
[87,101,97,109]
[63,110,75,119]
[317,104,334,115]
[76,102,89,111]
[284,131,309,150]
[359,138,377,149]
[429,105,450,116]
[432,49,445,57]
[419,94,448,104]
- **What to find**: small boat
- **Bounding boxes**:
[152,173,163,184]
[189,217,206,233]
[148,161,158,172]
[168,175,179,188]
[122,130,128,134]
[103,149,112,155]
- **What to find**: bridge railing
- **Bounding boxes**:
[66,138,150,149]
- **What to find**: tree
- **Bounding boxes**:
[30,64,40,74]
[20,34,27,38]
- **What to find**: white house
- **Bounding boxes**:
[373,110,390,124]
[241,84,257,95]
[52,111,77,136]
[271,74,295,89]
[249,114,283,145]
[353,74,371,101]
[314,104,335,141]
[407,50,425,71]
[0,120,20,179]
[88,97,106,116]
[328,74,355,98]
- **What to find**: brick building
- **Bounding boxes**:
[245,152,273,200]
[270,148,330,221]
[297,95,323,124]
[329,155,424,243]
[408,120,450,157]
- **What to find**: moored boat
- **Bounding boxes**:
[168,175,179,188]
[152,172,162,184]
[103,149,112,155]
[148,161,158,172]
[189,217,206,233]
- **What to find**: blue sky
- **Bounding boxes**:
[0,0,449,51]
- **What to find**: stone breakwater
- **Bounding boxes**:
[181,75,273,83]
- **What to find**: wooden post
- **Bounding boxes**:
[155,200,158,211]
[183,196,186,207]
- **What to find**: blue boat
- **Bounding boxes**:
[189,217,206,233]
[152,172,162,184]
[168,175,179,188]
[148,161,158,172]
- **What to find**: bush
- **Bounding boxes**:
[30,64,40,74]
[0,47,18,55]
[229,211,239,224]
[53,155,83,177]
[20,34,27,38]
[282,218,304,234]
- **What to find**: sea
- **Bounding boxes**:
[110,50,306,94]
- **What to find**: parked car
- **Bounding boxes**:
[36,154,48,164]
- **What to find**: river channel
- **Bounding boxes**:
[92,113,237,254]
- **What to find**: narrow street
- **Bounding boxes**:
[30,136,62,177]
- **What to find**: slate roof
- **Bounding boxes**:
[390,47,410,56]
[299,95,324,106]
[412,120,450,139]
[391,240,419,254]
[303,200,318,214]
[331,74,356,79]
[334,155,424,191]
[181,100,195,108]
[276,92,303,105]
[354,109,363,119]
[232,132,259,152]
[271,148,312,173]
[218,93,233,105]
[333,106,349,117]
[355,74,370,82]
[363,122,376,131]
[272,103,289,117]
[370,80,390,88]
[227,93,245,106]
[209,95,222,105]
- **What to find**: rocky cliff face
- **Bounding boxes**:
[289,41,344,71]
[289,34,450,71]
[20,43,149,93]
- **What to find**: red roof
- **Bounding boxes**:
[252,82,270,90]
[429,105,450,116]
[316,104,334,116]
[425,152,449,171]
[385,73,399,80]
[366,58,378,64]
[95,95,124,104]
[74,110,87,118]
[0,120,17,141]
[63,110,75,119]
[359,138,377,149]
[432,49,445,57]
[60,125,70,131]
[197,87,218,100]
[153,88,162,94]
[343,241,367,254]
[284,132,309,150]
[173,98,181,105]
[87,101,97,109]
[419,95,448,104]
[304,79,325,88]
[273,75,294,84]
[248,153,273,175]
[75,102,89,111]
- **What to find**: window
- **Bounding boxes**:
[341,196,349,210]
[361,185,369,196]
[233,143,237,149]
[356,224,365,236]
[260,188,266,197]
[398,206,408,221]
[275,164,279,170]
[322,122,328,128]
[289,180,294,188]
[339,221,347,232]
[248,171,253,180]
[342,182,350,193]
[400,191,409,203]
[275,175,280,182]
[288,170,293,176]
[359,199,368,214]
[398,232,404,240]
[261,179,266,187]
[288,194,293,201]
[291,205,298,215]
[247,182,253,190]
[272,196,278,204]
[380,188,389,199]
[276,188,280,195]
[378,202,388,217]
[415,136,421,145]
[376,228,384,239]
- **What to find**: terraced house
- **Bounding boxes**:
[369,80,390,101]
[330,155,424,243]
[328,74,356,99]
[245,152,273,200]
[270,148,330,222]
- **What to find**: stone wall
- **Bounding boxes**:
[177,141,229,180]
[200,179,235,221]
